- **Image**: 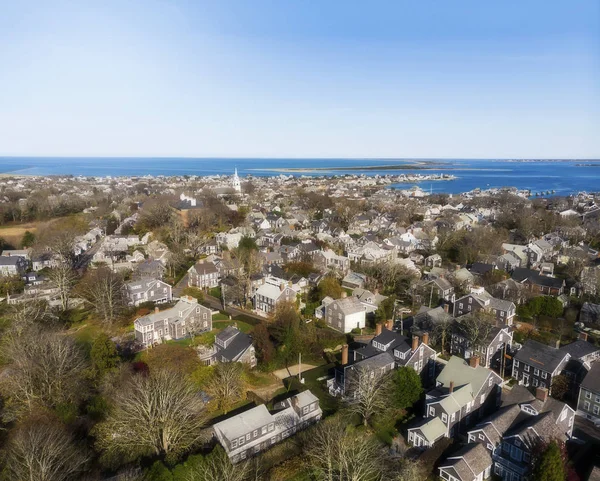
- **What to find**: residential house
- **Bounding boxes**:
[134,296,212,348]
[352,287,388,315]
[213,390,322,463]
[577,362,600,425]
[188,261,220,289]
[253,282,297,314]
[453,287,516,326]
[425,254,443,268]
[342,271,367,289]
[0,255,28,277]
[467,385,575,481]
[125,278,173,306]
[580,302,600,325]
[133,260,166,280]
[314,249,350,274]
[31,251,61,271]
[438,443,493,481]
[451,325,513,369]
[201,325,257,368]
[418,277,455,303]
[323,294,366,333]
[512,340,569,392]
[407,356,503,448]
[511,267,565,296]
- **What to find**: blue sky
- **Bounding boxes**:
[0,0,599,158]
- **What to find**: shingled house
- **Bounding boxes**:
[407,356,502,448]
[438,443,493,481]
[125,278,173,306]
[213,391,322,463]
[577,362,600,425]
[453,287,516,327]
[134,296,212,347]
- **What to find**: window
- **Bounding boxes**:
[310,403,315,412]
[239,436,245,445]
[586,392,592,399]
[302,406,309,415]
[524,365,530,372]
[469,434,475,442]
[596,396,600,403]
[541,371,548,379]
[534,368,540,376]
[469,298,472,304]
[514,360,520,368]
[487,443,494,450]
[442,413,448,423]
[489,377,493,387]
[540,382,546,388]
[268,423,274,432]
[451,412,456,422]
[479,433,485,441]
[593,405,599,415]
[253,430,258,438]
[261,426,267,435]
[533,379,538,387]
[246,433,251,441]
[429,406,435,416]
[481,393,486,404]
[232,439,238,448]
[584,401,590,411]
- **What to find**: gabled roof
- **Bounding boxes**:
[440,443,492,481]
[581,362,600,394]
[436,356,498,396]
[511,268,564,289]
[514,340,569,373]
[559,340,599,360]
[410,416,446,443]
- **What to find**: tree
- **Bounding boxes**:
[3,417,90,481]
[304,418,385,481]
[550,374,570,401]
[78,267,126,326]
[345,367,393,427]
[270,300,305,363]
[47,260,77,312]
[94,369,208,465]
[178,445,250,481]
[252,323,275,364]
[1,329,88,422]
[392,366,423,410]
[432,316,454,355]
[21,230,35,247]
[90,333,120,378]
[205,362,246,414]
[532,441,565,481]
[458,312,496,356]
[316,276,343,300]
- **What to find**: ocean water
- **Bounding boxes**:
[0,157,599,195]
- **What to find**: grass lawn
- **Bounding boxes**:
[284,362,340,416]
[213,313,230,321]
[213,320,254,333]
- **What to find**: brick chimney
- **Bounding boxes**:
[154,307,160,314]
[341,344,349,365]
[579,332,588,342]
[535,387,548,402]
[449,381,454,393]
[386,319,393,330]
[469,356,480,369]
[412,335,419,351]
[376,323,383,336]
[422,332,429,346]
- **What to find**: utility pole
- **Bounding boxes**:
[298,352,302,382]
[429,285,434,308]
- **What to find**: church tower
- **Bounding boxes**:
[232,167,241,193]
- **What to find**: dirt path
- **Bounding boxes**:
[272,364,318,380]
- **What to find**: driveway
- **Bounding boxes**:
[273,364,318,380]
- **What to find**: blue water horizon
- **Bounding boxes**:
[1,156,599,196]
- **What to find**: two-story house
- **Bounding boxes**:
[470,385,575,481]
[512,340,570,392]
[323,294,366,333]
[313,249,350,274]
[125,278,173,306]
[418,277,455,303]
[0,255,28,277]
[213,390,322,463]
[407,356,503,448]
[187,261,220,289]
[576,362,600,425]
[453,287,516,326]
[133,296,212,347]
[511,268,565,296]
[253,282,297,314]
[204,325,257,368]
[451,325,513,369]
[438,443,493,481]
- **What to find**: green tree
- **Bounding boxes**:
[238,236,258,252]
[374,295,396,325]
[392,366,423,410]
[90,334,120,378]
[532,441,565,481]
[316,276,343,300]
[550,374,570,401]
[146,461,173,481]
[252,323,275,364]
[21,230,36,248]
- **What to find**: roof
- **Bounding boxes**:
[330,296,365,316]
[559,340,599,360]
[475,404,522,443]
[436,356,496,395]
[217,328,253,362]
[511,268,564,289]
[254,283,292,300]
[441,443,492,480]
[0,256,23,266]
[213,404,273,441]
[581,302,600,324]
[192,261,219,275]
[514,340,569,373]
[581,362,600,394]
[411,417,446,443]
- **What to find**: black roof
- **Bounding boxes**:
[372,328,411,352]
[559,340,599,360]
[514,340,568,373]
[217,328,253,362]
[469,262,496,276]
[511,268,564,289]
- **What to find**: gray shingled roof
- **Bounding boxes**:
[581,362,600,394]
[559,340,600,360]
[442,443,492,481]
[514,340,569,373]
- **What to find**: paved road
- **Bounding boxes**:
[173,273,189,297]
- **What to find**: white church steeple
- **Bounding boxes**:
[232,167,241,193]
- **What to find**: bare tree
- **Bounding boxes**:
[4,300,55,336]
[432,317,454,355]
[47,260,77,311]
[4,417,90,481]
[345,367,393,427]
[304,417,385,481]
[206,362,246,414]
[94,369,208,464]
[458,312,496,357]
[0,330,88,422]
[78,267,126,326]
